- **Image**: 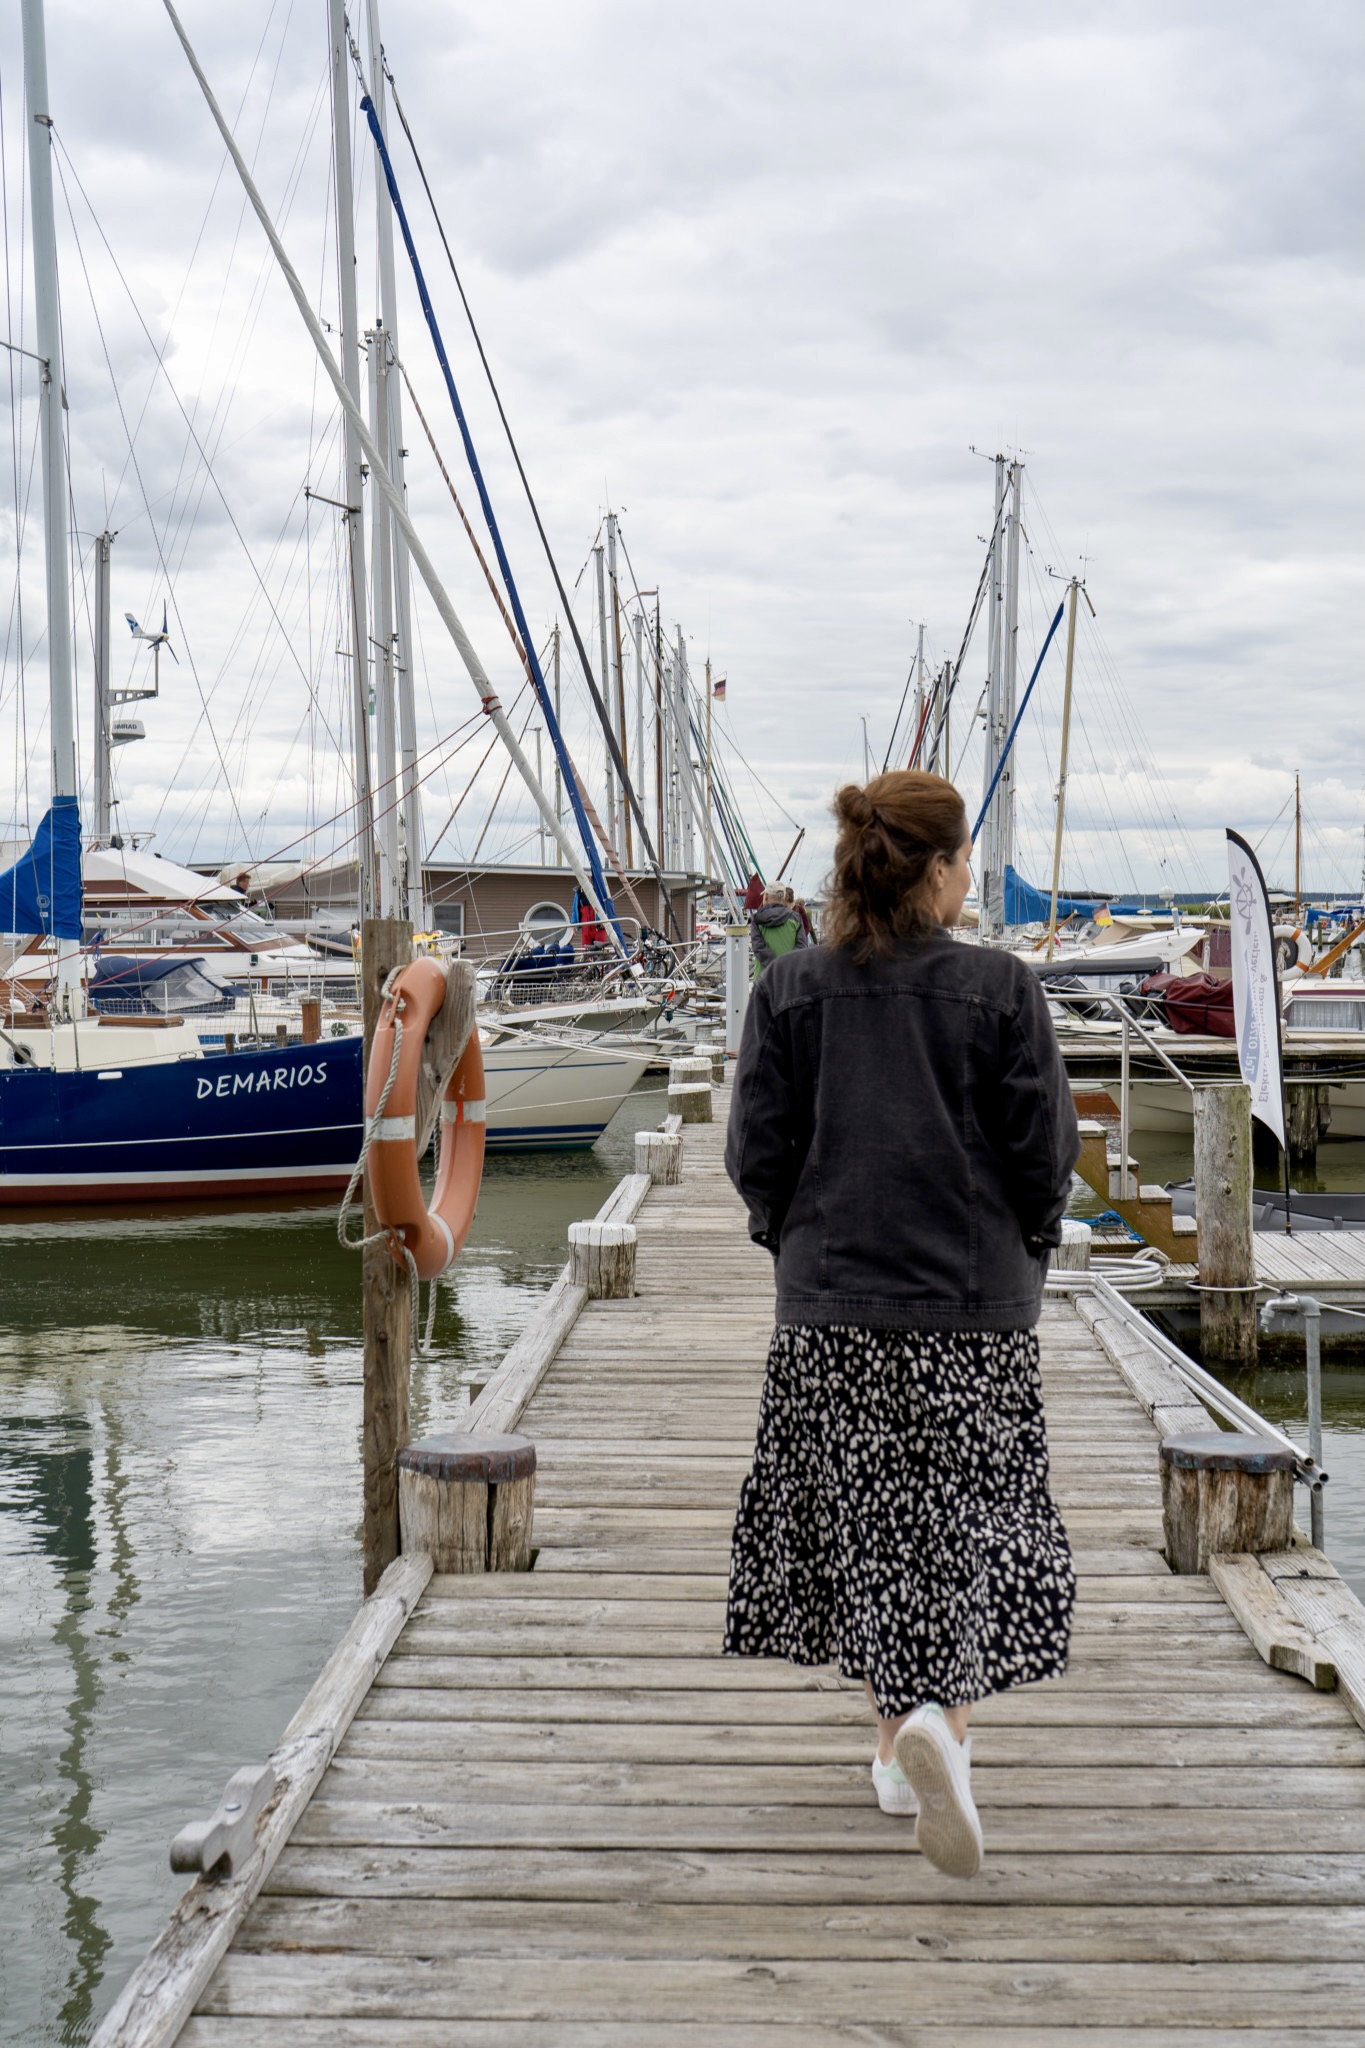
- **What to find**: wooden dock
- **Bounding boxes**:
[100,1089,1365,2045]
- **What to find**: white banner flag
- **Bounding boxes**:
[1226,828,1285,1147]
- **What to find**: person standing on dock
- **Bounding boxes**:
[723,769,1080,1878]
[749,883,809,980]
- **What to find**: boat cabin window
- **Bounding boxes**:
[521,901,572,943]
[1284,996,1365,1033]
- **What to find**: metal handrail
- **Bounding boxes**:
[1048,1267,1321,1485]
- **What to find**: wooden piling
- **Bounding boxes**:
[1050,1218,1092,1271]
[1192,1083,1257,1372]
[397,1433,536,1573]
[1160,1431,1296,1573]
[668,1055,713,1087]
[361,915,414,1595]
[668,1079,713,1123]
[635,1128,683,1184]
[1285,1082,1329,1169]
[300,996,322,1045]
[568,1219,638,1298]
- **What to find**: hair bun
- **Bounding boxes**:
[838,785,875,829]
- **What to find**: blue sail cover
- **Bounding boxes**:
[1003,864,1101,926]
[0,795,83,938]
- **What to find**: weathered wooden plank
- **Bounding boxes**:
[193,1952,1365,2026]
[287,1797,1365,1855]
[263,1840,1365,1908]
[312,1755,1365,1811]
[406,1596,1232,1635]
[1209,1553,1339,1689]
[371,1646,1270,1689]
[387,1623,1251,1660]
[179,2022,1365,2048]
[420,1571,1225,1604]
[1260,1548,1365,1731]
[528,1545,1179,1578]
[334,1714,1364,1768]
[235,1894,1365,1963]
[356,1684,1347,1727]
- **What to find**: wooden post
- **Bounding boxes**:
[635,1128,683,1184]
[1192,1083,1257,1371]
[361,915,414,1594]
[668,1054,713,1086]
[1285,1082,1324,1169]
[274,1022,289,1047]
[1049,1219,1092,1271]
[300,996,322,1044]
[1160,1432,1296,1574]
[568,1219,637,1298]
[398,1433,536,1573]
[708,1046,727,1084]
[668,1079,713,1123]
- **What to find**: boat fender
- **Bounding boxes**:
[365,957,485,1281]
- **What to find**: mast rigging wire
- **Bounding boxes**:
[357,88,624,942]
[971,599,1066,843]
[371,51,681,938]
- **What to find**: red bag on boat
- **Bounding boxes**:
[1140,972,1236,1038]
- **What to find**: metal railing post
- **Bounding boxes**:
[1304,1295,1325,1549]
[1119,1009,1133,1198]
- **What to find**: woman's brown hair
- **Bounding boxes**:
[823,770,968,963]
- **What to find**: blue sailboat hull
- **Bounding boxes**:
[0,1034,624,1204]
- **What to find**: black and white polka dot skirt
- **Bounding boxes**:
[724,1323,1076,1716]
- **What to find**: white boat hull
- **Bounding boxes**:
[1113,1077,1364,1140]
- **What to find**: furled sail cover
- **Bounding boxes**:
[0,796,83,937]
[1003,864,1101,926]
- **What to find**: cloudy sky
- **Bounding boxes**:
[1,0,1361,903]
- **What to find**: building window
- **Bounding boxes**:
[431,901,465,937]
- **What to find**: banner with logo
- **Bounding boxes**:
[1226,827,1285,1147]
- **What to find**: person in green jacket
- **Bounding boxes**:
[749,884,808,980]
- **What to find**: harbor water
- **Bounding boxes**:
[1,1090,1361,2044]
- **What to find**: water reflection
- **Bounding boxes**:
[0,1082,665,2044]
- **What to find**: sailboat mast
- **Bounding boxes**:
[364,0,423,928]
[1294,771,1302,920]
[367,325,402,910]
[979,455,1006,937]
[999,460,1022,889]
[552,622,564,865]
[21,0,81,995]
[593,545,616,846]
[327,0,378,920]
[93,530,114,844]
[605,513,631,865]
[1045,579,1080,961]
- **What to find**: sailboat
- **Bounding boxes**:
[0,0,651,1203]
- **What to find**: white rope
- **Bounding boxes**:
[337,969,405,1253]
[400,1240,441,1356]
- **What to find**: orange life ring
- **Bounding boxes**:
[365,957,486,1280]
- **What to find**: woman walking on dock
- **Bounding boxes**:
[723,769,1080,1877]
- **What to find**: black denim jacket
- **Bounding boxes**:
[724,930,1081,1331]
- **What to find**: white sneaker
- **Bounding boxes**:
[894,1704,983,1878]
[871,1754,918,1815]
